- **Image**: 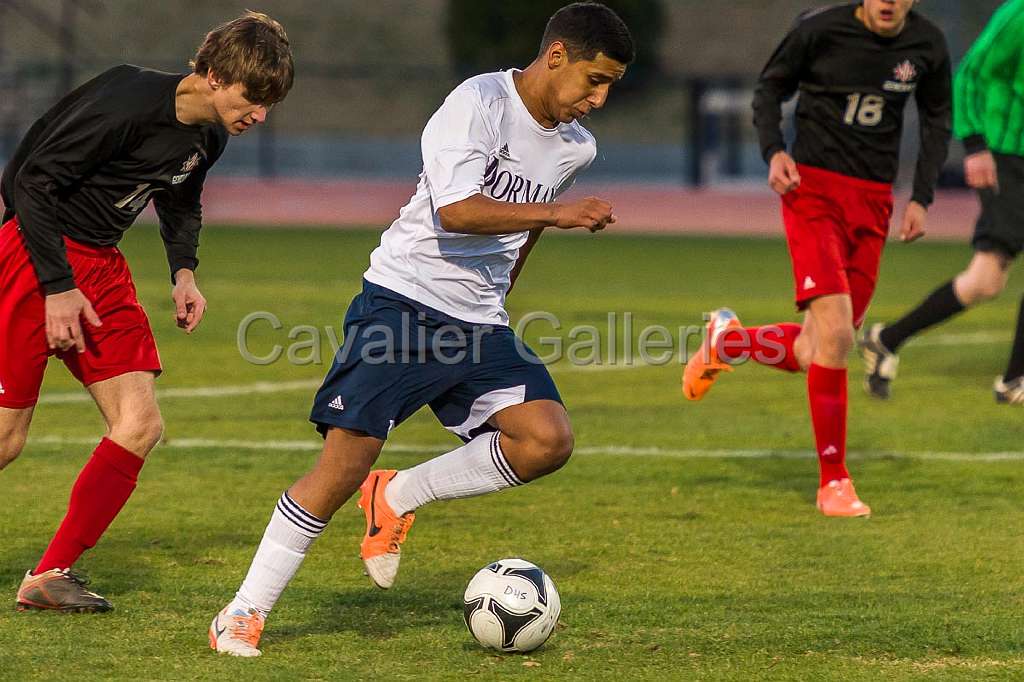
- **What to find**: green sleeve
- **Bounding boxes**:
[953,0,1024,151]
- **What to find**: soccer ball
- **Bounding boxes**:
[462,558,561,653]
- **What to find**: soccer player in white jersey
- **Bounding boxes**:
[210,2,633,656]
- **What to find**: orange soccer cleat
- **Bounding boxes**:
[357,470,416,589]
[816,478,871,517]
[209,604,266,657]
[683,308,743,401]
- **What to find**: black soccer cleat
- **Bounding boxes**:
[16,568,113,613]
[859,323,899,400]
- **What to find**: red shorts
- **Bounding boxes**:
[782,164,894,328]
[0,217,162,408]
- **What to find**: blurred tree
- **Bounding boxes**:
[446,0,663,89]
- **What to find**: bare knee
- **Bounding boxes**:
[316,446,376,492]
[512,422,575,481]
[956,252,1012,305]
[809,317,854,366]
[0,413,31,469]
[542,424,575,473]
[0,432,27,469]
[956,270,1007,305]
[827,325,855,356]
[806,298,855,366]
[109,407,164,457]
[289,429,383,519]
[793,332,814,372]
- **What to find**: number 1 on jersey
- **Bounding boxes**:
[114,183,162,212]
[843,93,884,127]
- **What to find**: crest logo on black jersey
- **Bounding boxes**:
[181,153,201,173]
[884,60,918,93]
[172,152,202,185]
[893,60,917,83]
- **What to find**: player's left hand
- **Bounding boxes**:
[898,201,928,243]
[171,269,207,334]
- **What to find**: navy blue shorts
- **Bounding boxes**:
[310,281,562,441]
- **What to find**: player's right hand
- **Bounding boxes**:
[768,151,801,195]
[554,197,616,232]
[964,151,998,190]
[45,288,102,353]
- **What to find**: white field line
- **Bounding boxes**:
[28,435,1024,462]
[39,379,322,405]
[34,329,1011,405]
[548,361,652,373]
[35,363,649,405]
[911,330,1011,347]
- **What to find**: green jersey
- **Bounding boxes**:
[954,0,1024,156]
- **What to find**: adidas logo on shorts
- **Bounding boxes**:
[329,395,345,411]
[803,276,817,291]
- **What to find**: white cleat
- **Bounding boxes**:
[859,323,899,400]
[994,375,1024,405]
[209,605,265,657]
[364,553,403,590]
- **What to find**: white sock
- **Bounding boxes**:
[385,431,523,516]
[232,491,327,617]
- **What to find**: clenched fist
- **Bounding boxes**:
[553,197,616,233]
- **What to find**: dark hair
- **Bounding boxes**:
[539,2,635,65]
[191,11,294,106]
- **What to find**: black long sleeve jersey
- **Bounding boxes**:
[1,64,228,294]
[753,3,952,207]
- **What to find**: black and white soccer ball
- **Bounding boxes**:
[463,558,561,653]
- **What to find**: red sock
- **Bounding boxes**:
[35,438,145,574]
[807,364,849,487]
[719,323,803,372]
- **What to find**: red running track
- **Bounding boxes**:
[187,178,981,242]
[3,178,981,242]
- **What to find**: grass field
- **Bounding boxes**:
[3,226,1023,681]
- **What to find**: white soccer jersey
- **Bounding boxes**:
[363,69,597,325]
